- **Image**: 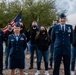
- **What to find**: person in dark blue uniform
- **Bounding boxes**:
[8,22,27,75]
[0,30,4,75]
[51,13,74,75]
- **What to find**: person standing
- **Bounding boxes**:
[35,26,51,75]
[0,30,4,75]
[8,22,27,75]
[19,21,28,75]
[71,26,76,75]
[48,20,57,69]
[51,13,74,75]
[4,24,13,69]
[29,21,38,69]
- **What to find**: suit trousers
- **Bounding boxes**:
[53,54,70,75]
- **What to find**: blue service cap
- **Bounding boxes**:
[15,22,20,27]
[59,13,66,18]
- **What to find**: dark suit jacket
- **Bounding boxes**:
[8,34,27,59]
[51,24,74,57]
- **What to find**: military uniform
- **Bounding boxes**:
[0,30,4,75]
[51,13,74,75]
[8,22,27,69]
[8,33,27,69]
[51,24,73,75]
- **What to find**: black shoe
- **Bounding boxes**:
[29,66,33,69]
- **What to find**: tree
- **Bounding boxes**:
[22,0,57,29]
[0,0,58,29]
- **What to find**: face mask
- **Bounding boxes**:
[53,24,57,26]
[20,25,23,28]
[40,30,46,34]
[32,26,36,29]
[8,28,12,31]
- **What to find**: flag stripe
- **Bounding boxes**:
[2,11,22,33]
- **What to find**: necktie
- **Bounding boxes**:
[16,35,18,41]
[62,26,64,32]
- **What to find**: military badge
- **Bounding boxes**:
[68,34,70,36]
[20,37,24,40]
[68,27,71,32]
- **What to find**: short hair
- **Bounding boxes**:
[32,21,37,25]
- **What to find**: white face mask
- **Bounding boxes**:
[8,27,12,31]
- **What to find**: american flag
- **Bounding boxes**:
[2,11,22,33]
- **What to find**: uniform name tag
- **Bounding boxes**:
[11,39,14,41]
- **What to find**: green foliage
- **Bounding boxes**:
[0,0,58,29]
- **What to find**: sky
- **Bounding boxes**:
[56,0,76,26]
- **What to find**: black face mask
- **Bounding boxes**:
[20,25,23,28]
[40,30,46,34]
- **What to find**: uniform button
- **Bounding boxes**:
[63,39,64,40]
[63,43,64,44]
[16,49,18,50]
